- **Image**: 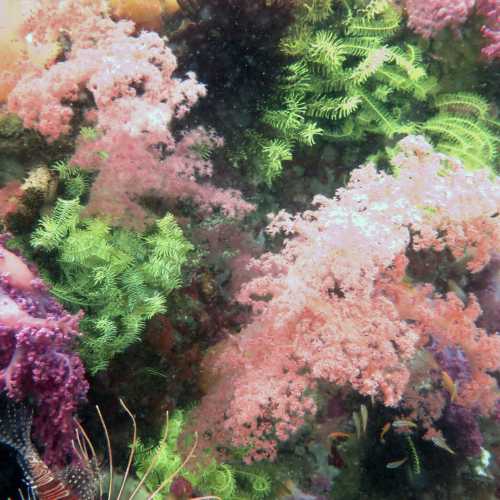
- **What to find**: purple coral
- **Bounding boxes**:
[429,342,472,387]
[469,252,500,333]
[443,404,483,456]
[0,236,88,465]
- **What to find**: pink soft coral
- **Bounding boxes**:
[405,0,476,38]
[404,0,500,60]
[194,136,500,462]
[72,127,255,228]
[477,0,500,60]
[8,0,254,228]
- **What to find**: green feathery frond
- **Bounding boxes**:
[260,139,294,186]
[359,90,414,138]
[433,92,491,118]
[242,0,494,184]
[51,161,90,199]
[363,0,393,20]
[307,95,362,120]
[31,193,193,373]
[420,92,498,172]
[307,31,347,70]
[301,0,333,23]
[345,5,401,39]
[263,93,306,132]
[349,46,393,84]
[79,126,99,141]
[31,198,81,250]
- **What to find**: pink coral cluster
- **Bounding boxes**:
[8,0,253,228]
[19,0,111,50]
[404,0,500,60]
[0,236,88,465]
[194,136,500,462]
[477,0,500,59]
[405,0,476,38]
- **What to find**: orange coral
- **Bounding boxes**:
[109,0,180,31]
[0,0,60,103]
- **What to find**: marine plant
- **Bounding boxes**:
[29,164,193,374]
[419,92,499,172]
[134,409,273,499]
[192,136,500,463]
[249,0,498,184]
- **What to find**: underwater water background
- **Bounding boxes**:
[0,0,499,499]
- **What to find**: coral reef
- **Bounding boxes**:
[0,236,88,465]
[1,0,499,497]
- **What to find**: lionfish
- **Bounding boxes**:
[0,395,99,500]
[0,395,211,500]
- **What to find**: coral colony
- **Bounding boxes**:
[194,136,500,462]
[0,0,498,498]
[0,236,87,465]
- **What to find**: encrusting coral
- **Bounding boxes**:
[193,135,500,462]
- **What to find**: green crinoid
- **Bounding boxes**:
[30,163,193,373]
[246,0,497,185]
[420,92,499,174]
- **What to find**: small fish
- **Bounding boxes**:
[392,419,418,429]
[360,404,368,434]
[329,431,352,440]
[328,443,345,469]
[380,422,391,444]
[277,479,318,499]
[0,395,99,500]
[386,456,408,469]
[431,436,456,455]
[353,410,362,438]
[441,371,457,402]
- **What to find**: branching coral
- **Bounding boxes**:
[193,136,500,462]
[0,236,88,465]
